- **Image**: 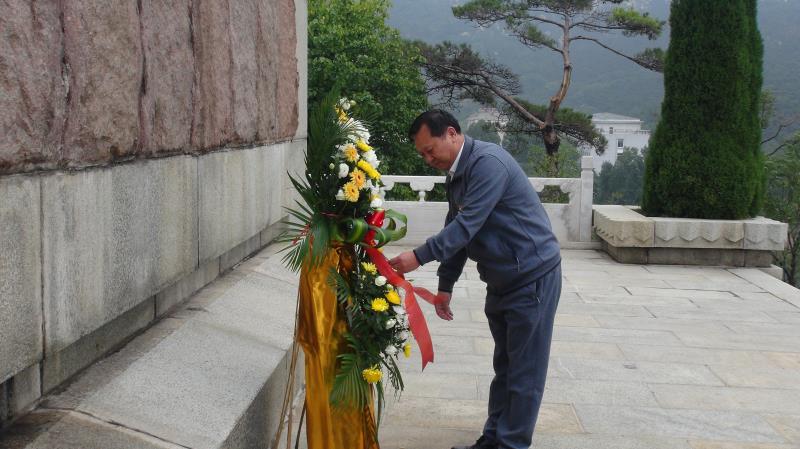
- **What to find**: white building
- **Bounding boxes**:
[586,112,651,172]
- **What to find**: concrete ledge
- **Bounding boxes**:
[593,206,787,267]
[0,176,43,384]
[593,205,654,247]
[0,244,302,449]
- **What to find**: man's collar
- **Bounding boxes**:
[448,139,465,176]
[450,135,474,180]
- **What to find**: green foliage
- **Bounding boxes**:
[642,0,764,219]
[763,133,800,286]
[309,0,431,176]
[594,148,646,206]
[502,99,605,154]
[610,8,664,39]
[502,132,580,179]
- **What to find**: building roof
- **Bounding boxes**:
[591,112,642,123]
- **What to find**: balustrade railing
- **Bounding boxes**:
[380,156,594,246]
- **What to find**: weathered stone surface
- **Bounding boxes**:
[75,271,297,449]
[42,298,155,392]
[219,234,262,274]
[0,410,181,449]
[42,157,197,355]
[139,0,193,154]
[255,0,279,141]
[743,216,787,251]
[0,1,65,174]
[293,0,308,140]
[155,258,220,317]
[0,176,43,384]
[653,217,744,249]
[593,205,654,247]
[199,144,285,262]
[730,267,800,308]
[190,0,234,150]
[8,364,42,417]
[576,405,784,443]
[230,0,260,143]
[61,0,142,164]
[276,0,299,139]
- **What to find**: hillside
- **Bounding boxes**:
[388,0,799,132]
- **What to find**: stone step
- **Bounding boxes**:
[0,245,302,449]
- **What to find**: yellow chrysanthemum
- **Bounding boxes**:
[342,144,359,163]
[343,181,360,202]
[350,168,366,189]
[371,297,389,312]
[361,262,377,274]
[362,366,382,384]
[356,139,373,152]
[336,108,348,123]
[403,343,412,358]
[386,290,401,305]
[357,160,381,180]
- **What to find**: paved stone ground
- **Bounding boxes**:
[368,247,800,449]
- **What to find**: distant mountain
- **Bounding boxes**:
[388,0,800,133]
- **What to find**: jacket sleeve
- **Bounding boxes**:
[417,206,467,292]
[414,154,509,265]
[435,248,467,293]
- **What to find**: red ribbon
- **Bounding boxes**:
[364,247,443,370]
[364,209,385,246]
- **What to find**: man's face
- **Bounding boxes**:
[413,124,461,171]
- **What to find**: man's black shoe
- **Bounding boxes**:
[451,435,498,449]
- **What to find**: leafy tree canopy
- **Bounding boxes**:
[763,132,800,286]
[309,0,431,175]
[594,147,646,206]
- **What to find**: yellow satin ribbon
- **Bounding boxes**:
[297,246,379,449]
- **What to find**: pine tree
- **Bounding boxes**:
[642,0,764,219]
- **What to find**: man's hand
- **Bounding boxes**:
[435,291,453,321]
[388,251,420,274]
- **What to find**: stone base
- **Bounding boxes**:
[0,244,303,448]
[602,241,774,267]
[594,205,787,268]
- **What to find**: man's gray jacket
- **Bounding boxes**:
[413,135,561,295]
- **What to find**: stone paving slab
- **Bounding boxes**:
[575,405,784,443]
[376,247,800,449]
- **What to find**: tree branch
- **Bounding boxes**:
[570,35,663,71]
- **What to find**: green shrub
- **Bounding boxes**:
[642,0,764,219]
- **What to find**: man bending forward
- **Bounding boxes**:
[389,110,562,449]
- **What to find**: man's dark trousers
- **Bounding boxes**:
[482,264,562,449]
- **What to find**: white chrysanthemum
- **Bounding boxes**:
[385,319,396,329]
[385,345,398,356]
[398,331,409,341]
[358,129,371,143]
[370,197,383,208]
[374,276,387,287]
[393,305,405,315]
[338,163,349,178]
[335,189,345,201]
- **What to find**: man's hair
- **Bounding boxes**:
[408,109,461,140]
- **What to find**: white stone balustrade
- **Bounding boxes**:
[380,156,595,246]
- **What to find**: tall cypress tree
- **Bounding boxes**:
[642,0,764,219]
